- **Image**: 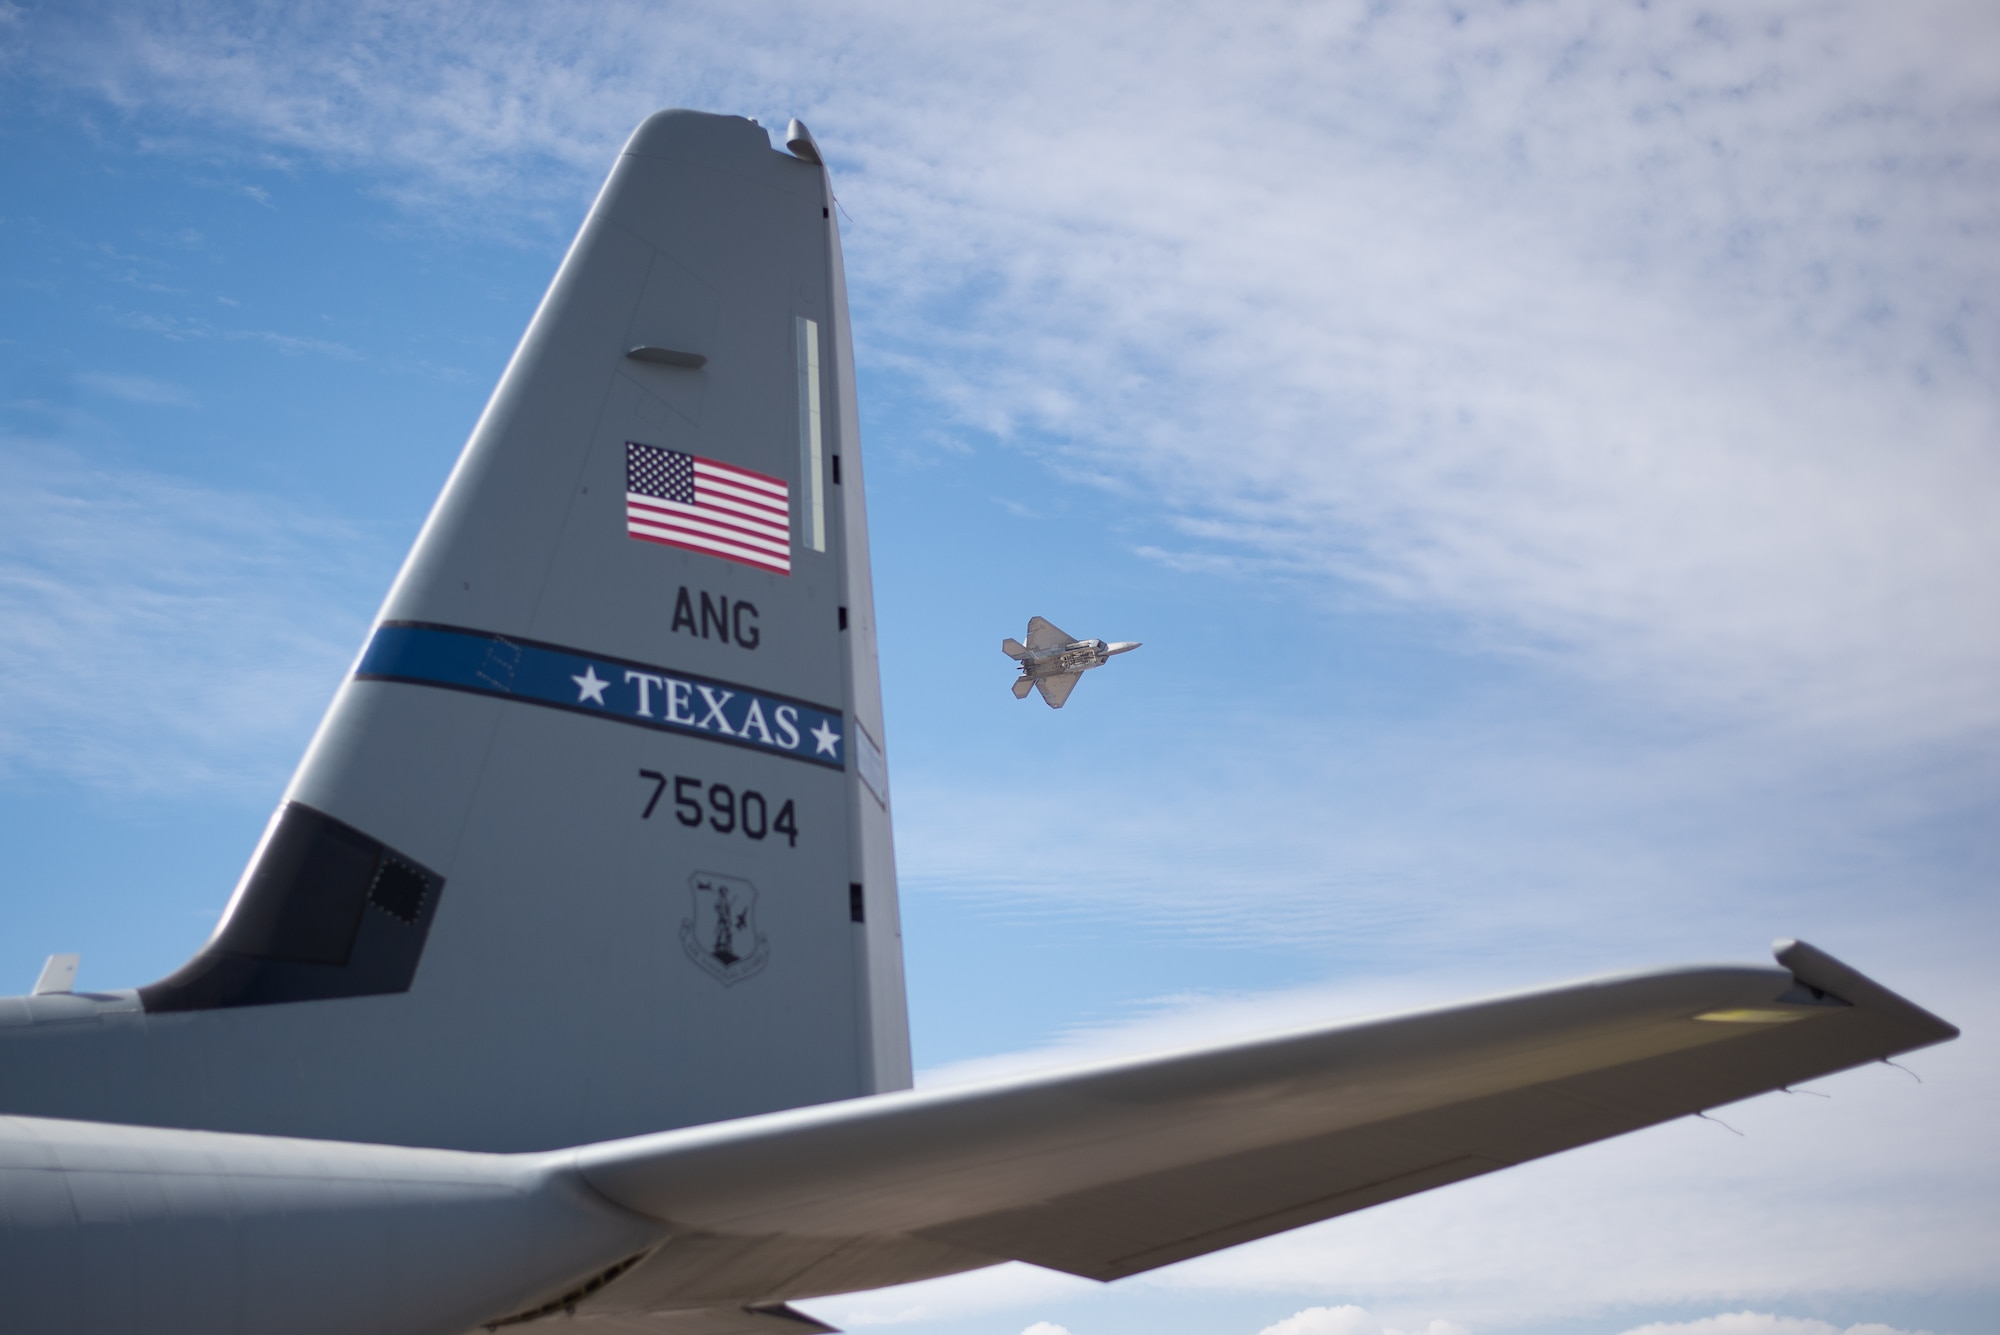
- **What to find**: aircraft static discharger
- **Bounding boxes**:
[0,111,1959,1335]
[1004,615,1141,707]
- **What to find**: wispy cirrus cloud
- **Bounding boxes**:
[71,371,199,407]
[0,440,383,796]
[106,309,361,359]
[22,0,2000,758]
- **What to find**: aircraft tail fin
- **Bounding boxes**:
[1012,676,1035,699]
[1001,638,1029,659]
[0,110,911,1153]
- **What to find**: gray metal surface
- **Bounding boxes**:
[0,1114,652,1335]
[0,110,910,1152]
[0,942,1951,1332]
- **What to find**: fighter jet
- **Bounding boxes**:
[1004,615,1141,707]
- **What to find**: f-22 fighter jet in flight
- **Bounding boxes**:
[1004,615,1141,707]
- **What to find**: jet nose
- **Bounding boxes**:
[1106,641,1141,655]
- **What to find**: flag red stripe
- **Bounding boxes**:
[693,459,786,495]
[629,493,787,541]
[626,516,791,563]
[628,514,789,561]
[629,529,791,573]
[627,496,789,549]
[692,490,789,527]
[697,478,788,509]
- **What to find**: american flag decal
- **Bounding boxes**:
[626,442,790,575]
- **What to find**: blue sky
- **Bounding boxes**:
[2,3,1996,1334]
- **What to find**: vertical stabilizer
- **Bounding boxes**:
[0,111,911,1152]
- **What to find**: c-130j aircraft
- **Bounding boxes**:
[0,112,1956,1334]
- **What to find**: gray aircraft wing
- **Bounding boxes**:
[1035,672,1083,708]
[1024,616,1072,651]
[0,942,1954,1335]
[570,940,1954,1304]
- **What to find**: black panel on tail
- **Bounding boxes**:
[140,804,444,1012]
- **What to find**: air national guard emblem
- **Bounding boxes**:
[680,871,770,985]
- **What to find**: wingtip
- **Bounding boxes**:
[1773,938,1960,1044]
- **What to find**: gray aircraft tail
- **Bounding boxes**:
[0,111,910,1152]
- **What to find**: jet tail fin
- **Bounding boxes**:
[1011,677,1035,699]
[1001,638,1029,659]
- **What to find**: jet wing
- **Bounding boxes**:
[574,941,1954,1292]
[1035,672,1083,708]
[1024,616,1072,651]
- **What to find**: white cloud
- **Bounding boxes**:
[21,0,1998,760]
[891,679,1998,976]
[1615,1316,1934,1335]
[1260,1305,1468,1335]
[0,441,383,796]
[1020,1323,1074,1335]
[808,1262,1093,1328]
[108,309,361,360]
[71,371,199,407]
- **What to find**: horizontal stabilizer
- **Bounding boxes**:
[1035,672,1081,708]
[575,942,1954,1286]
[1001,638,1029,659]
[1012,677,1035,699]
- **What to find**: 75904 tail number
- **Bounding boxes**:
[638,770,798,847]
